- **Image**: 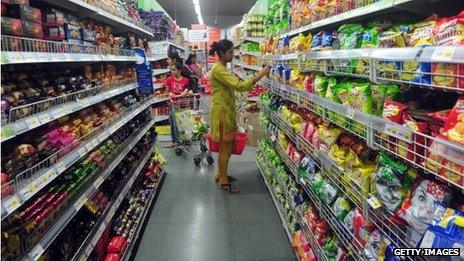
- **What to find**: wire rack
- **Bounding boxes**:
[6,79,135,123]
[1,36,135,56]
[2,98,151,202]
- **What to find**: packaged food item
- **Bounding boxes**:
[65,23,81,42]
[318,125,342,152]
[328,143,348,167]
[332,196,352,221]
[81,28,96,43]
[409,14,437,46]
[311,31,324,50]
[8,4,41,24]
[22,21,43,38]
[382,99,408,124]
[371,84,387,116]
[379,30,407,48]
[43,26,65,41]
[42,8,66,27]
[343,209,356,234]
[398,114,428,164]
[321,31,336,50]
[431,63,464,89]
[353,207,373,247]
[359,27,379,48]
[372,153,411,213]
[396,178,452,236]
[1,17,23,36]
[364,229,389,260]
[322,235,338,259]
[433,11,464,46]
[337,23,363,49]
[348,82,373,114]
[345,150,376,197]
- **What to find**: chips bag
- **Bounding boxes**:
[359,27,379,48]
[332,196,352,221]
[433,11,464,46]
[409,14,437,46]
[353,208,374,247]
[397,114,428,164]
[311,31,324,50]
[337,23,363,49]
[364,229,389,261]
[328,143,348,167]
[318,125,342,152]
[431,62,464,89]
[382,99,408,124]
[395,178,452,235]
[372,153,411,213]
[371,84,388,116]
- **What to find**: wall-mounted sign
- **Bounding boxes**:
[188,29,209,42]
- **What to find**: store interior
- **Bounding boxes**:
[1,0,464,260]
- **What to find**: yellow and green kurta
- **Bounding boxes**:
[209,62,252,142]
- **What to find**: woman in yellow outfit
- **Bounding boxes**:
[209,40,270,193]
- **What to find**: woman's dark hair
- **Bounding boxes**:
[172,62,183,71]
[185,53,197,65]
[168,50,184,64]
[208,39,234,57]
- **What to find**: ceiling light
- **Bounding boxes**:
[198,15,204,25]
[194,4,201,15]
[193,0,199,5]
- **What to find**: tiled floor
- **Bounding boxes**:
[134,146,295,261]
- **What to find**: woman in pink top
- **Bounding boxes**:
[164,62,191,148]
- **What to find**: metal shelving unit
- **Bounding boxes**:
[1,98,168,220]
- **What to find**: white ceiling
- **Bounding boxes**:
[157,0,257,28]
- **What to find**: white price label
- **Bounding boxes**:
[78,147,87,157]
[74,195,88,210]
[86,142,94,151]
[91,139,99,148]
[346,108,355,120]
[79,99,90,107]
[431,47,456,62]
[271,135,277,142]
[94,176,104,187]
[29,244,44,260]
[25,117,40,129]
[51,53,60,61]
[38,114,51,124]
[46,168,58,179]
[37,175,49,188]
[384,123,412,143]
[4,195,21,213]
[367,196,382,209]
[22,181,39,200]
[56,162,67,173]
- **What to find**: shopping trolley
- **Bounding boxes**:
[170,94,214,166]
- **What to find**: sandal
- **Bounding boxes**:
[219,183,240,193]
[215,176,237,183]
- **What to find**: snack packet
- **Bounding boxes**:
[372,153,411,213]
[364,229,389,260]
[332,196,352,221]
[328,143,348,167]
[395,178,452,235]
[397,114,428,164]
[409,14,438,46]
[318,125,342,152]
[359,27,379,48]
[433,11,464,46]
[353,208,374,247]
[337,23,363,49]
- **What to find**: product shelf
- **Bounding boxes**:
[19,115,163,261]
[263,78,464,190]
[1,80,138,142]
[273,46,464,93]
[1,36,137,65]
[0,98,168,220]
[258,100,414,257]
[235,37,265,48]
[235,61,262,71]
[72,143,158,261]
[40,0,153,38]
[280,0,414,39]
[257,160,294,241]
[120,170,166,261]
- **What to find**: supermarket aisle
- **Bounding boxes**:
[134,146,294,261]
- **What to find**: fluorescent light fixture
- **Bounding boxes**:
[192,0,203,24]
[194,4,201,15]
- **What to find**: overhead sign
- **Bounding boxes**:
[188,29,209,42]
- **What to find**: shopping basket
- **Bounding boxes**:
[207,132,249,155]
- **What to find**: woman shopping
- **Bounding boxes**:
[209,39,270,193]
[164,62,191,148]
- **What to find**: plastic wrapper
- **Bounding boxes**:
[328,143,348,167]
[318,125,342,152]
[332,196,352,221]
[382,99,408,124]
[359,27,379,48]
[372,153,411,213]
[353,208,373,247]
[107,236,127,254]
[337,23,362,49]
[431,63,464,89]
[395,178,452,236]
[379,30,407,48]
[397,114,428,164]
[409,15,437,46]
[363,229,390,260]
[433,11,464,46]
